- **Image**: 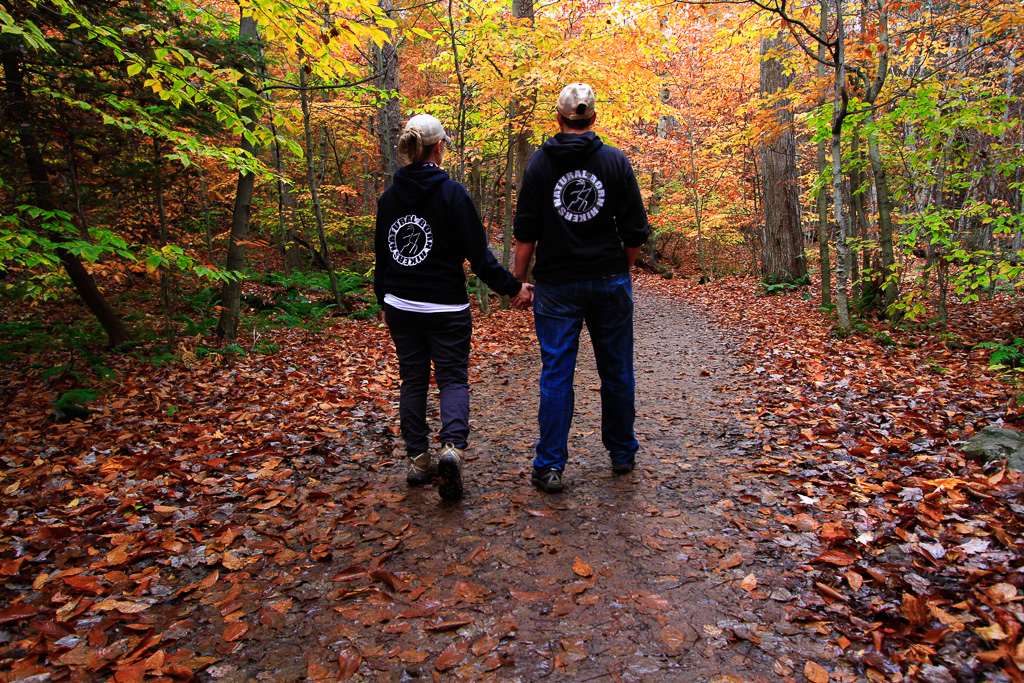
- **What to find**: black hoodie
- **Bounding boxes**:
[514,131,649,284]
[374,163,521,306]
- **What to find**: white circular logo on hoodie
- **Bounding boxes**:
[554,170,605,222]
[388,214,434,266]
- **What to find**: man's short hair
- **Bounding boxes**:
[559,114,595,130]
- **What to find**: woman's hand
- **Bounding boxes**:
[512,282,534,310]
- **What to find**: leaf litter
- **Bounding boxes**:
[0,273,1021,682]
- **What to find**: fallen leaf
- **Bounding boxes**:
[338,650,361,681]
[509,590,547,604]
[660,624,688,650]
[0,603,38,624]
[814,550,854,566]
[929,604,966,631]
[307,663,330,680]
[198,570,219,591]
[718,551,744,569]
[399,650,429,663]
[435,641,467,671]
[92,599,149,614]
[427,618,473,632]
[804,660,830,683]
[472,633,499,657]
[741,574,757,592]
[975,623,1008,641]
[985,583,1018,604]
[222,621,249,642]
[572,557,593,578]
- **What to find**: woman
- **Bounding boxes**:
[374,114,532,501]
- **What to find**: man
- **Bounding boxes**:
[513,83,650,494]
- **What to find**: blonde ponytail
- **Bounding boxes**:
[398,129,436,165]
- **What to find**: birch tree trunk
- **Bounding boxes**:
[830,0,852,331]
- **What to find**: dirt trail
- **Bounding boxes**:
[202,277,835,682]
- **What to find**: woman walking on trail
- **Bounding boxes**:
[374,114,533,501]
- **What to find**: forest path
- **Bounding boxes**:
[214,277,834,682]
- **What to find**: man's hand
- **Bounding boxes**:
[512,282,534,310]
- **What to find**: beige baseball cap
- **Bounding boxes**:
[403,114,451,145]
[556,83,596,120]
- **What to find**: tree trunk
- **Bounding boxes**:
[499,107,514,309]
[864,111,897,313]
[858,0,897,315]
[270,121,302,275]
[298,52,344,311]
[446,0,468,183]
[375,0,401,188]
[1,47,131,347]
[849,126,863,303]
[759,31,806,285]
[512,0,535,192]
[216,14,261,341]
[830,2,852,331]
[197,169,215,261]
[154,139,174,346]
[816,0,832,306]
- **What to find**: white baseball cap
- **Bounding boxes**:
[403,114,451,145]
[557,83,596,120]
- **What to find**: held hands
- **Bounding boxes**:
[512,282,534,310]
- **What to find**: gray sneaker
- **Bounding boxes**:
[531,466,566,493]
[406,451,435,486]
[437,443,464,501]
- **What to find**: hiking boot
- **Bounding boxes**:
[611,458,635,475]
[406,451,435,486]
[437,443,464,501]
[531,466,566,494]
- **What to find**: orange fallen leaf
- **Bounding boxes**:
[814,550,854,566]
[221,552,245,571]
[338,650,361,681]
[92,599,149,614]
[198,570,219,591]
[741,574,757,592]
[222,621,248,642]
[399,650,429,663]
[307,663,330,680]
[804,660,829,683]
[572,557,593,578]
[472,634,499,657]
[435,641,467,671]
[510,590,547,604]
[718,551,743,570]
[660,625,687,650]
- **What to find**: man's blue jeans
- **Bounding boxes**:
[532,274,638,472]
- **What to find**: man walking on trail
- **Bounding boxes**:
[513,82,650,494]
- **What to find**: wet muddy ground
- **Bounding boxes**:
[193,277,841,682]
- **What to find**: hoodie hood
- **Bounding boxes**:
[392,163,450,204]
[541,131,604,164]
